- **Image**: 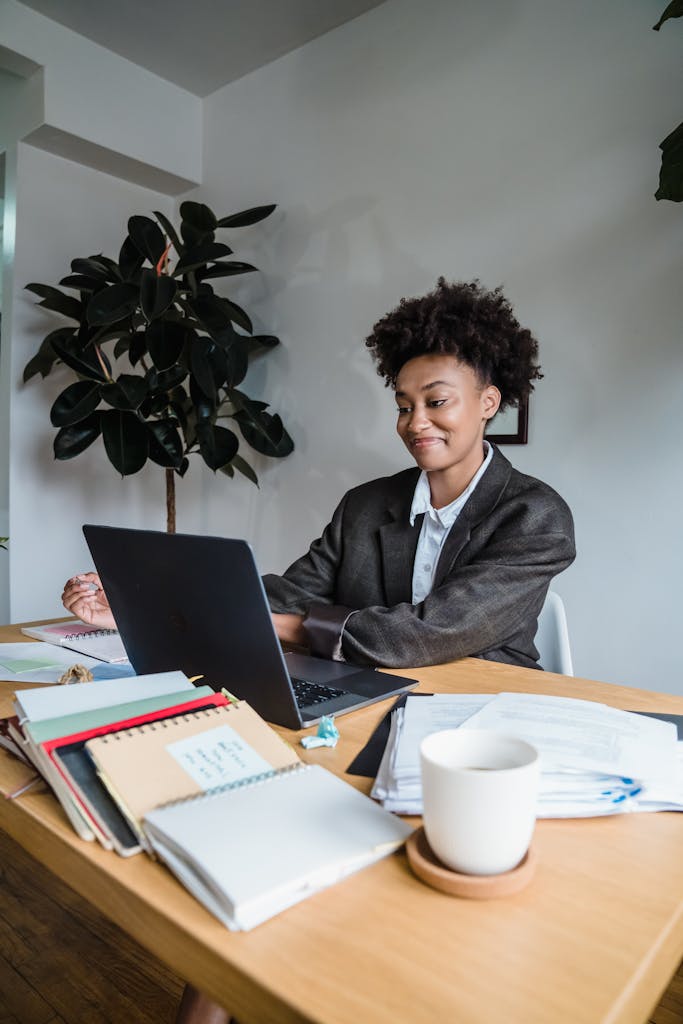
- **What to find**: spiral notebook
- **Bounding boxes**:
[84,701,301,847]
[143,763,414,931]
[21,620,129,663]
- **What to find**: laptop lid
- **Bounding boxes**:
[82,525,417,730]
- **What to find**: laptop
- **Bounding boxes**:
[82,525,418,729]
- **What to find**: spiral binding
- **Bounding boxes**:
[63,628,118,641]
[155,762,310,811]
[99,705,230,742]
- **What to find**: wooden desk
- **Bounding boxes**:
[1,620,683,1024]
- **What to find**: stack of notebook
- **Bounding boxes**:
[2,672,412,929]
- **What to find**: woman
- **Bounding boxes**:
[63,278,575,670]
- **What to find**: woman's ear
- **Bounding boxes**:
[482,385,502,421]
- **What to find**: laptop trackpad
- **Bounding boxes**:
[284,651,369,685]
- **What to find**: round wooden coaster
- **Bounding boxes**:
[406,827,536,899]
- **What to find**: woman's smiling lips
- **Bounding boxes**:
[410,436,444,448]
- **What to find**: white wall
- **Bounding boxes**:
[186,0,683,693]
[4,143,174,620]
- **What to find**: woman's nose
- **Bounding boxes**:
[407,406,430,433]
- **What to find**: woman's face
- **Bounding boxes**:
[394,354,500,480]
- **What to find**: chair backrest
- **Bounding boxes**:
[535,590,573,675]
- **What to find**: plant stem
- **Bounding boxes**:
[166,468,176,534]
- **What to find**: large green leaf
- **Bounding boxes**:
[119,235,145,281]
[217,204,276,228]
[51,337,110,382]
[232,394,294,457]
[23,328,76,382]
[101,410,148,475]
[223,337,249,387]
[147,419,183,468]
[50,380,101,427]
[128,215,167,265]
[173,242,233,277]
[147,364,188,392]
[154,210,185,256]
[180,201,218,233]
[26,284,83,322]
[189,376,215,420]
[189,292,252,336]
[196,261,256,281]
[656,121,683,202]
[70,256,118,282]
[140,269,177,321]
[653,0,683,29]
[59,274,108,293]
[86,283,139,326]
[229,453,259,486]
[100,374,148,411]
[190,336,218,401]
[248,334,279,355]
[197,421,239,471]
[53,412,102,460]
[146,320,189,370]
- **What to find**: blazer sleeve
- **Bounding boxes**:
[339,511,575,668]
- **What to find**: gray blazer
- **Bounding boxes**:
[263,446,575,670]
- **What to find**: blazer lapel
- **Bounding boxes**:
[378,470,422,606]
[433,446,512,585]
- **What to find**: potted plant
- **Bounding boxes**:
[23,201,293,532]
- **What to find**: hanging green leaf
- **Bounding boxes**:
[140,269,177,321]
[128,215,167,265]
[217,204,276,228]
[86,283,139,326]
[70,256,117,282]
[233,394,294,457]
[23,328,76,382]
[230,453,259,486]
[196,261,257,281]
[153,210,185,256]
[101,409,148,475]
[147,419,184,468]
[119,235,145,281]
[146,320,189,370]
[26,284,83,322]
[180,201,218,233]
[51,337,110,382]
[653,1,683,30]
[100,374,148,411]
[54,412,102,459]
[59,274,107,293]
[147,364,188,392]
[50,381,101,427]
[655,121,683,202]
[197,421,239,471]
[173,242,233,277]
[190,336,219,402]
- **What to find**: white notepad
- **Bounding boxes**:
[144,764,413,931]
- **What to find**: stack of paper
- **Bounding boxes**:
[372,693,683,818]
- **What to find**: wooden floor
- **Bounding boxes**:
[0,826,681,1024]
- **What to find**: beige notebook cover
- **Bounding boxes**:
[85,701,299,841]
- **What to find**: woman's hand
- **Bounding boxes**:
[272,613,307,647]
[61,573,117,630]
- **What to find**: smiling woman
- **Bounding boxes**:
[63,279,576,673]
[263,279,575,672]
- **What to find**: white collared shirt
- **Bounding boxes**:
[409,441,493,604]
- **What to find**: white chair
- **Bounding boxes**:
[535,590,573,675]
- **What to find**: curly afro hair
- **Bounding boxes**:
[365,278,542,411]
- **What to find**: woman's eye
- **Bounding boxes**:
[396,407,411,415]
[428,399,446,408]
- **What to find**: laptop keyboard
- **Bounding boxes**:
[291,677,348,708]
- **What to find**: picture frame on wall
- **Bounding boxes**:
[486,399,528,445]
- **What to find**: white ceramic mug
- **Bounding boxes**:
[420,729,539,876]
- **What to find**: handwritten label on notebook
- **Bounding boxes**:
[166,725,273,790]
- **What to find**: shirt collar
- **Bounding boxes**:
[409,441,493,527]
